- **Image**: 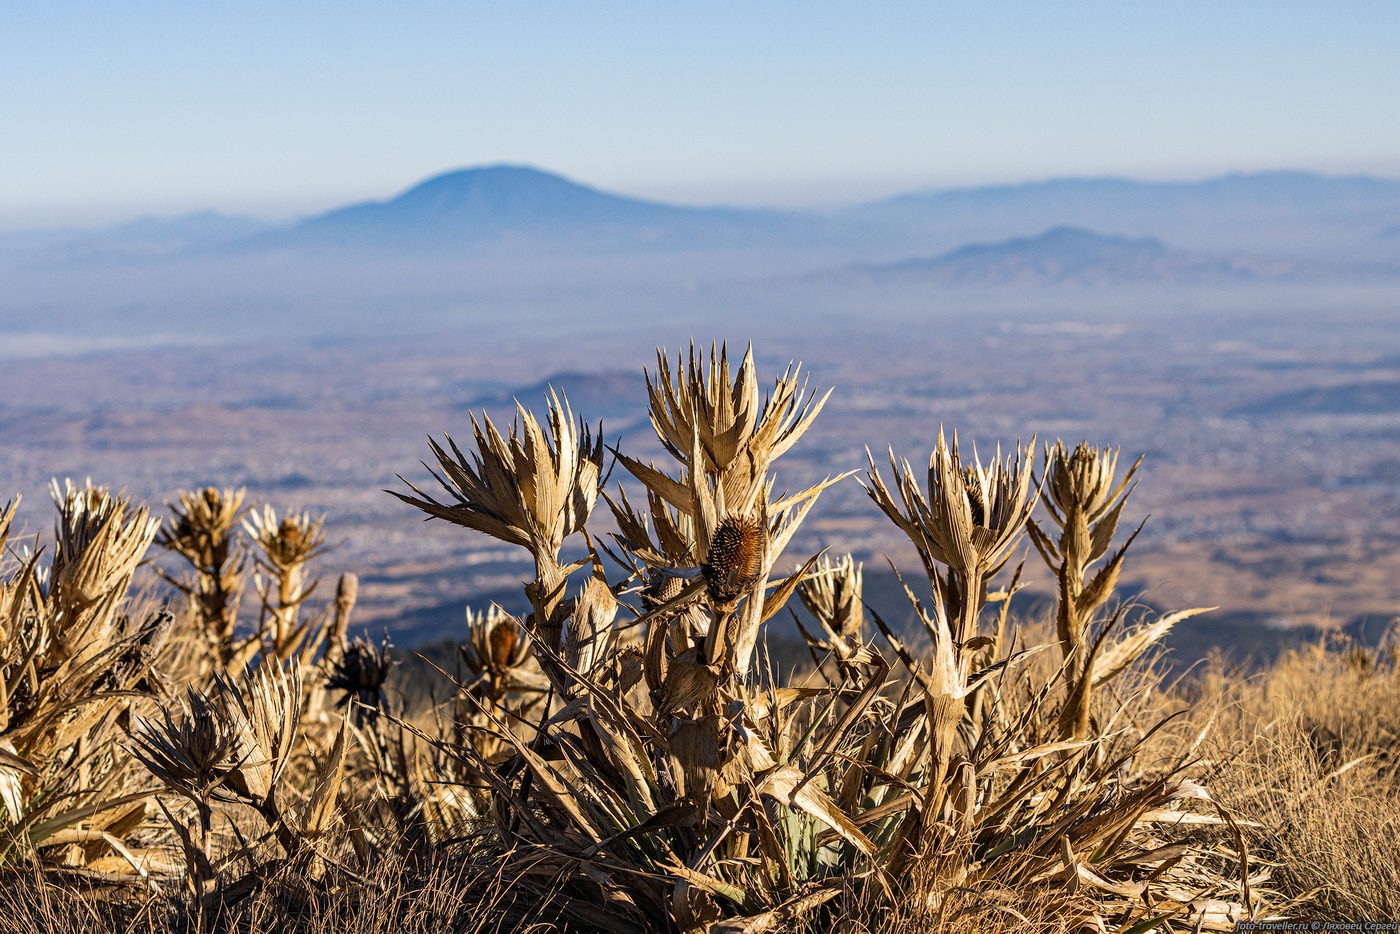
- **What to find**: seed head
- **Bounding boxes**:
[641,572,685,612]
[462,606,531,676]
[702,513,766,609]
[327,636,395,722]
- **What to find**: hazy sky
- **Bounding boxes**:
[4,1,1400,227]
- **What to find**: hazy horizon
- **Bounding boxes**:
[6,2,1400,229]
[7,160,1400,235]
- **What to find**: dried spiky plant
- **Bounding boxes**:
[1027,442,1209,740]
[392,390,604,690]
[645,343,828,480]
[131,662,315,914]
[796,554,872,676]
[864,431,1037,685]
[243,506,329,662]
[326,636,395,725]
[155,487,248,661]
[459,606,540,701]
[614,343,845,680]
[859,435,1039,875]
[326,571,358,665]
[0,484,171,879]
[393,346,897,932]
[392,390,602,559]
[47,480,162,653]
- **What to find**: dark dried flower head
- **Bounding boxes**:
[702,513,766,609]
[327,636,395,721]
[641,572,686,612]
[961,467,986,528]
[130,686,245,799]
[488,618,520,669]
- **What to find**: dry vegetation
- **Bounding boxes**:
[0,343,1395,933]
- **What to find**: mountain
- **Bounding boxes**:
[0,211,269,268]
[459,370,647,424]
[8,166,1400,273]
[838,227,1293,285]
[256,165,818,253]
[859,171,1400,228]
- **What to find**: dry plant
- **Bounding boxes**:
[3,341,1384,933]
[1027,442,1209,742]
[154,487,248,665]
[387,345,1255,932]
[0,483,168,879]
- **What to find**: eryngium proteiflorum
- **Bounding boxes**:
[702,514,765,610]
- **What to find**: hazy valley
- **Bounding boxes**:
[2,165,1398,649]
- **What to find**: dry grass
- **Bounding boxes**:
[1200,638,1400,919]
[0,342,1393,932]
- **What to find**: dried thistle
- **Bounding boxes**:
[1027,442,1209,741]
[244,506,327,572]
[645,343,829,477]
[791,556,865,664]
[326,636,395,724]
[243,506,329,658]
[129,685,247,804]
[460,606,542,701]
[864,430,1037,586]
[156,486,248,654]
[392,390,603,560]
[47,480,160,640]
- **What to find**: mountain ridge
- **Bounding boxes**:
[837,226,1301,285]
[259,164,816,252]
[7,165,1400,269]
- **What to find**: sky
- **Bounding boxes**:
[4,1,1400,228]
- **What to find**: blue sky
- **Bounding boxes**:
[4,1,1399,226]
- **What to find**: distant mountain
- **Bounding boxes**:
[459,370,646,423]
[0,211,269,268]
[9,166,1400,272]
[858,172,1400,231]
[254,165,818,253]
[838,227,1294,285]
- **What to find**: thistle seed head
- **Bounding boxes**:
[1045,441,1138,524]
[328,636,395,722]
[463,606,531,676]
[642,572,686,613]
[702,513,766,609]
[243,506,327,570]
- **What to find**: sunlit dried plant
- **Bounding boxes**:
[156,486,248,659]
[796,554,871,674]
[392,391,603,560]
[1028,441,1208,740]
[243,506,329,660]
